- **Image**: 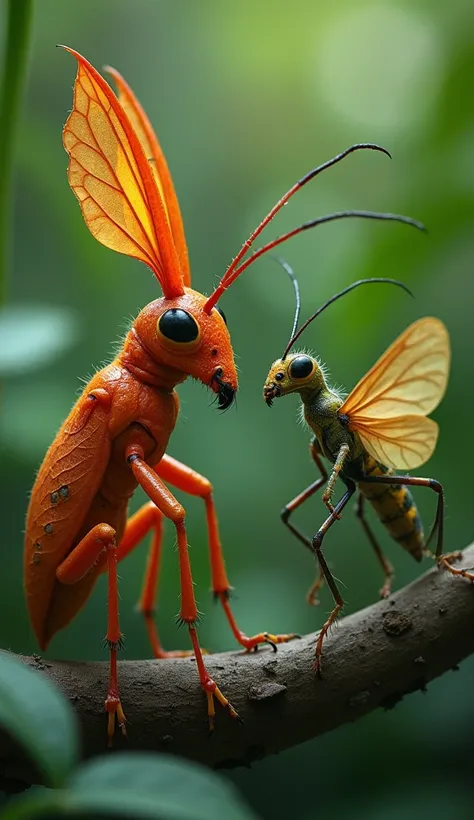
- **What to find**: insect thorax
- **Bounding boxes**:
[302,388,355,465]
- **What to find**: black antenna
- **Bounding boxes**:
[282,278,414,359]
[270,257,301,347]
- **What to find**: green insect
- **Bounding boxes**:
[263,272,469,672]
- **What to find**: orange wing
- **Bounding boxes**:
[340,317,450,470]
[105,66,190,287]
[61,47,185,298]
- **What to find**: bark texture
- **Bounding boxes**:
[2,545,474,787]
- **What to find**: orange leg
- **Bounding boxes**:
[127,446,239,730]
[306,568,325,607]
[56,523,126,746]
[156,454,298,652]
[116,502,193,659]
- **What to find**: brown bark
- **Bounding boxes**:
[2,545,474,786]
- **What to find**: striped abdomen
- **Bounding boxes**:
[358,455,424,562]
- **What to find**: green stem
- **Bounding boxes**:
[0,0,34,305]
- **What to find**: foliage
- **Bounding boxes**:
[0,0,34,303]
[0,651,77,789]
[0,653,258,820]
[0,305,79,376]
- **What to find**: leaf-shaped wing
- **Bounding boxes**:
[340,317,450,420]
[105,66,191,287]
[61,47,184,298]
[340,317,449,469]
[355,414,439,470]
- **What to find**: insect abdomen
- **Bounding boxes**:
[358,456,424,562]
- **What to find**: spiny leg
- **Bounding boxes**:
[117,502,193,659]
[360,474,472,582]
[156,454,298,652]
[355,493,394,598]
[56,523,126,745]
[127,446,239,730]
[281,439,328,606]
[312,479,356,675]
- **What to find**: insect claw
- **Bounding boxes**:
[227,702,241,723]
[438,554,474,583]
[314,657,323,678]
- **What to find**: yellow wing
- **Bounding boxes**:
[339,317,450,470]
[355,415,439,471]
[61,47,184,298]
[105,66,191,287]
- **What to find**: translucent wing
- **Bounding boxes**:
[355,415,439,470]
[341,318,450,419]
[105,66,191,286]
[61,47,184,298]
[340,317,450,470]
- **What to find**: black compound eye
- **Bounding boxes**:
[289,355,314,380]
[215,305,227,325]
[275,372,285,382]
[158,309,199,343]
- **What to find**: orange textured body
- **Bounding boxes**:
[24,289,235,649]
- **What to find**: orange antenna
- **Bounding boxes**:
[204,209,425,312]
[203,143,392,312]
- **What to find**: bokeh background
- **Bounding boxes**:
[1,1,474,817]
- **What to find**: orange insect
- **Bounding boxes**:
[24,46,424,741]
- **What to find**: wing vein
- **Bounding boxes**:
[81,69,160,257]
[79,194,158,267]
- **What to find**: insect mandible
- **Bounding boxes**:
[263,275,471,672]
[24,47,427,741]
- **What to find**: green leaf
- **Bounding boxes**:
[64,753,259,820]
[1,754,260,820]
[67,753,259,820]
[0,787,65,820]
[0,652,78,788]
[0,304,80,376]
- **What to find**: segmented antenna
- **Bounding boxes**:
[282,277,414,359]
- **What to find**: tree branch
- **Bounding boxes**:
[3,545,474,785]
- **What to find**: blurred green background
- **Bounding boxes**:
[1,0,474,817]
